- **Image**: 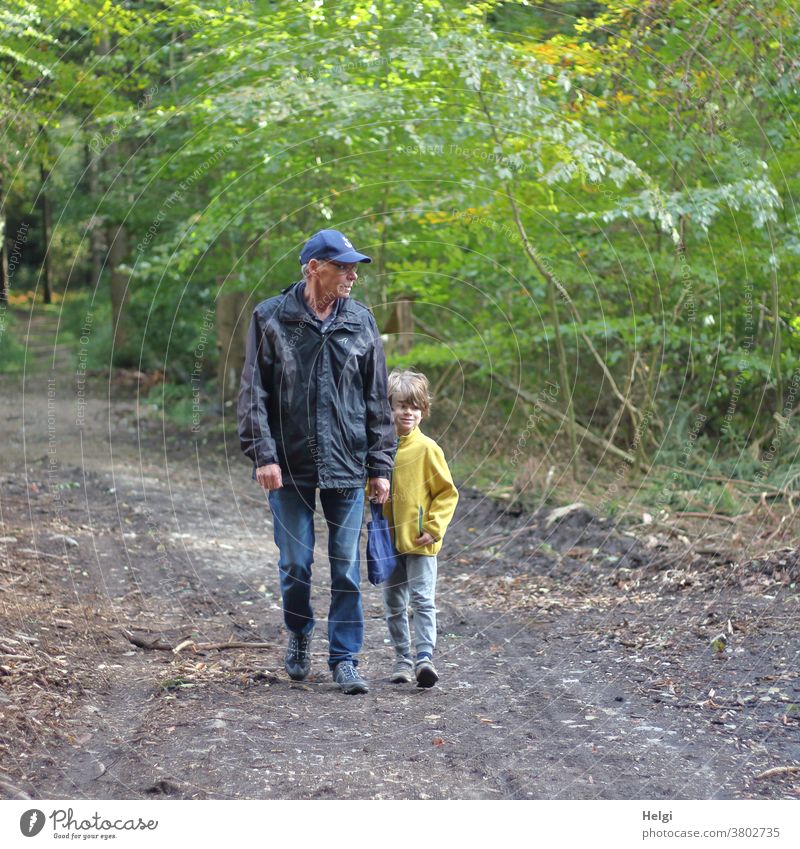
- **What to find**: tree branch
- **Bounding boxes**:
[474,88,643,435]
[122,630,274,653]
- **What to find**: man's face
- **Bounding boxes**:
[310,258,359,302]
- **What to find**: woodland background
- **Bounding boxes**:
[2,0,799,517]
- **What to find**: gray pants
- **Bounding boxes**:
[382,553,438,658]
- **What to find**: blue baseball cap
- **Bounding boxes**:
[299,229,372,265]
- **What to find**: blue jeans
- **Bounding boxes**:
[268,486,365,668]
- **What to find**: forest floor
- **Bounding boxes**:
[1,308,798,800]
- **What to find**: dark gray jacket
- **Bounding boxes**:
[237,281,395,489]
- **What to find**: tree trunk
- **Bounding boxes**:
[1,235,8,304]
[370,178,392,328]
[382,296,414,355]
[216,287,252,409]
[40,164,53,304]
[107,223,130,360]
[769,248,783,412]
[547,278,579,478]
[86,33,112,292]
[394,297,413,354]
[86,144,106,289]
[0,177,7,303]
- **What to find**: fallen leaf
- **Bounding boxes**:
[432,737,445,746]
[710,634,727,652]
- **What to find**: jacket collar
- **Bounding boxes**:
[278,280,361,328]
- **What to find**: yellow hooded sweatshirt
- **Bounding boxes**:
[383,426,459,556]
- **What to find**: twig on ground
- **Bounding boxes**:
[121,630,273,653]
[656,467,797,498]
[640,526,735,569]
[759,492,779,523]
[474,524,537,551]
[0,777,32,799]
[762,498,798,544]
[189,641,275,651]
[694,548,736,557]
[750,545,798,562]
[17,548,66,561]
[763,519,789,545]
[754,765,800,781]
[672,511,740,525]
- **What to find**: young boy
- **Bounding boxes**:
[382,368,459,687]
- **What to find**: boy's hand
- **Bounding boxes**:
[414,531,436,547]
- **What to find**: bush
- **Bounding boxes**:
[57,290,115,371]
[146,380,198,428]
[0,306,27,373]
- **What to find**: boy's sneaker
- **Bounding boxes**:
[389,658,414,684]
[284,629,313,681]
[415,658,439,688]
[333,661,369,695]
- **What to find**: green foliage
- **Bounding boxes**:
[125,273,217,376]
[56,291,115,371]
[146,381,198,429]
[0,308,26,373]
[3,0,799,487]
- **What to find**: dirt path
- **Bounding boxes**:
[1,309,798,800]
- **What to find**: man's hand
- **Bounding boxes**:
[414,531,436,547]
[256,463,283,490]
[367,477,390,505]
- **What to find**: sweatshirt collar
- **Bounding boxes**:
[397,425,421,445]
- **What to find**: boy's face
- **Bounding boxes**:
[391,398,422,436]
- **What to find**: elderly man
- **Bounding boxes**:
[238,229,394,694]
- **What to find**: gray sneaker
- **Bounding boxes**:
[389,658,414,684]
[415,658,439,688]
[333,661,369,695]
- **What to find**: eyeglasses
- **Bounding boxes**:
[325,260,358,275]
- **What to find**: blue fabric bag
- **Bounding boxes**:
[366,501,397,585]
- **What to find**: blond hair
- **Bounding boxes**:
[387,368,431,417]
